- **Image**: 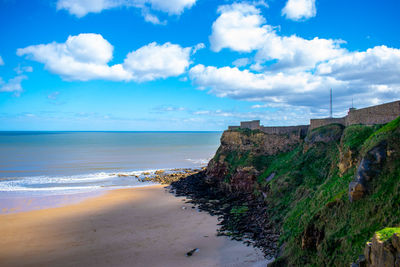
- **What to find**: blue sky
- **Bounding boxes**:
[0,0,399,131]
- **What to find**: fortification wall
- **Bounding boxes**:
[240,120,260,130]
[228,126,240,130]
[260,125,309,137]
[229,100,400,133]
[345,101,400,126]
[310,117,346,130]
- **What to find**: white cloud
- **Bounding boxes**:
[123,42,192,82]
[14,65,33,75]
[210,3,269,52]
[56,0,196,23]
[233,58,250,67]
[193,3,400,115]
[17,33,195,82]
[56,0,117,17]
[209,3,345,71]
[0,56,4,66]
[189,56,400,112]
[147,0,196,15]
[251,104,269,109]
[282,0,316,21]
[193,43,205,54]
[256,35,346,71]
[317,45,400,85]
[0,75,27,96]
[17,33,131,81]
[189,64,344,104]
[142,10,166,25]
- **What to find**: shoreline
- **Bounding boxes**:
[0,185,271,267]
[0,167,205,214]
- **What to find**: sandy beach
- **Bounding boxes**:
[0,185,269,267]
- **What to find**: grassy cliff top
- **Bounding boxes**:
[376,227,400,242]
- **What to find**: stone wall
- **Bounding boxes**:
[240,120,261,130]
[260,125,309,137]
[228,100,400,133]
[345,100,400,126]
[228,126,240,130]
[310,117,346,130]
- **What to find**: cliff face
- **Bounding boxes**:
[206,129,303,192]
[363,229,400,267]
[204,117,400,266]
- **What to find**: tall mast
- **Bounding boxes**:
[330,88,333,118]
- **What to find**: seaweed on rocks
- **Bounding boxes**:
[170,171,278,260]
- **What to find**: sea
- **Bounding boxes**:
[0,131,221,200]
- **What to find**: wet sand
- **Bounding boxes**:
[0,185,270,267]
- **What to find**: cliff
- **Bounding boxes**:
[204,117,400,266]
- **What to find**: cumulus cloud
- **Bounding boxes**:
[191,3,400,115]
[210,3,269,52]
[209,3,345,71]
[255,35,345,71]
[0,56,4,66]
[0,75,27,96]
[146,0,196,15]
[282,0,316,21]
[189,64,345,106]
[190,43,400,112]
[123,42,192,81]
[317,45,400,85]
[17,33,196,82]
[56,0,196,23]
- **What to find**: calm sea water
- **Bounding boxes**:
[0,131,221,196]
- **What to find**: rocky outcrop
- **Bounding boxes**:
[305,124,344,145]
[169,171,279,259]
[349,141,387,201]
[219,130,303,156]
[230,166,259,192]
[206,129,304,191]
[338,147,358,175]
[363,232,400,266]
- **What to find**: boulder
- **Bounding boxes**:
[349,141,387,202]
[363,231,400,266]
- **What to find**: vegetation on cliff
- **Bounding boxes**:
[206,117,400,266]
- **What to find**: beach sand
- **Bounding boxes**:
[0,185,270,267]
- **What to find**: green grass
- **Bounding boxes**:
[341,125,374,151]
[376,227,400,242]
[362,116,400,154]
[230,205,249,215]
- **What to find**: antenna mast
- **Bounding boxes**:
[330,88,333,118]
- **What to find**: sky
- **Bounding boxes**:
[0,0,399,131]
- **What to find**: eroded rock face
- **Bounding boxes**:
[206,129,304,190]
[338,147,357,175]
[364,233,400,267]
[349,141,387,202]
[219,130,302,156]
[305,124,344,145]
[230,166,259,192]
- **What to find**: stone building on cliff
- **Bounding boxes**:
[229,100,400,133]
